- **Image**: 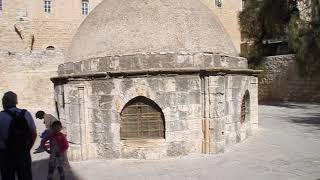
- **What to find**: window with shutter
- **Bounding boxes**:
[120,96,165,140]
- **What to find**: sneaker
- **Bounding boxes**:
[33,148,45,154]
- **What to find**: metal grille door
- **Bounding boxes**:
[240,92,250,124]
[120,98,165,140]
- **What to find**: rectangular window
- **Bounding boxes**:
[44,0,51,13]
[242,0,246,10]
[215,0,223,8]
[82,1,89,15]
[0,0,3,11]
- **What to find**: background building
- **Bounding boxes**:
[0,0,242,53]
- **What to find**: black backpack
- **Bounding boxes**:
[4,109,33,152]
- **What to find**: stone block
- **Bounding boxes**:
[166,120,189,132]
[91,80,114,95]
[167,141,188,156]
[67,124,81,144]
[163,79,176,92]
[176,54,193,67]
[98,95,114,109]
[156,93,177,108]
[215,141,225,153]
[213,55,222,67]
[63,62,75,74]
[177,92,201,105]
[193,53,203,67]
[80,60,91,73]
[178,76,201,92]
[203,54,214,67]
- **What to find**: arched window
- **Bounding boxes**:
[120,96,165,140]
[82,0,89,15]
[240,90,250,124]
[46,46,55,50]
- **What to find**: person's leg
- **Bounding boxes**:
[34,129,51,153]
[56,156,65,180]
[0,150,15,180]
[16,152,32,180]
[1,167,15,180]
[47,157,56,180]
[57,166,65,180]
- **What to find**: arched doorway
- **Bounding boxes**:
[120,96,165,140]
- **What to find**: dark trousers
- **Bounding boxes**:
[0,149,32,180]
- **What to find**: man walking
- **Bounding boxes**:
[34,110,59,153]
[0,91,37,180]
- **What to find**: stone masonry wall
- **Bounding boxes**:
[259,55,320,103]
[0,50,64,115]
[56,75,203,160]
[224,75,258,145]
[53,52,258,161]
[55,73,258,161]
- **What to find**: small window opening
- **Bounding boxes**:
[242,0,246,10]
[44,0,51,13]
[82,0,89,15]
[0,0,3,11]
[46,46,55,50]
[215,0,223,7]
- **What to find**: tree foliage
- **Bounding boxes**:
[239,0,320,75]
[288,0,320,75]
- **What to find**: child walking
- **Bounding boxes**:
[42,121,69,180]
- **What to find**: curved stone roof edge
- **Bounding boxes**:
[67,51,245,63]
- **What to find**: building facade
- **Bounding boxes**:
[0,0,242,53]
[0,0,103,52]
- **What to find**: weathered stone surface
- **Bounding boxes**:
[60,53,248,75]
[167,141,188,156]
[91,81,114,95]
[259,55,320,103]
[0,50,64,115]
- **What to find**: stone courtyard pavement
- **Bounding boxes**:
[32,103,320,180]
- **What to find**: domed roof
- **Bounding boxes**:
[67,0,237,62]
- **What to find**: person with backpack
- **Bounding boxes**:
[0,91,37,180]
[42,121,68,180]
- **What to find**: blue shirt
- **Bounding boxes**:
[0,107,36,149]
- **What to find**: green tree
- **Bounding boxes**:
[239,0,295,65]
[240,0,320,75]
[289,0,320,75]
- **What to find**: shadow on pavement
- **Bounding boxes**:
[290,113,320,129]
[260,102,310,109]
[32,158,81,180]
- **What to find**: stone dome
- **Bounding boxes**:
[67,0,237,62]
